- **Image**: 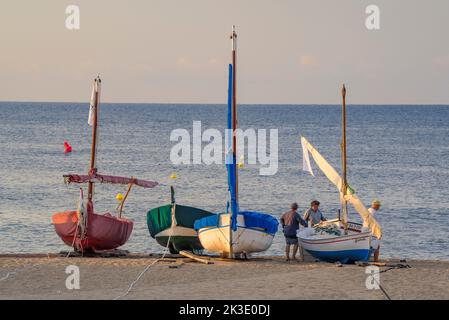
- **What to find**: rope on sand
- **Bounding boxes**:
[113,233,173,300]
[0,272,12,281]
[371,263,411,300]
[373,278,391,300]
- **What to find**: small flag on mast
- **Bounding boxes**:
[88,77,100,126]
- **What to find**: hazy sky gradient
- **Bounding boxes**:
[1,0,449,104]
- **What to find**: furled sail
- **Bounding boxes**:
[63,173,158,188]
[300,136,382,239]
[226,64,238,231]
[344,193,382,239]
[88,79,100,126]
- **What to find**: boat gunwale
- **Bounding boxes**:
[298,231,372,245]
[198,225,275,236]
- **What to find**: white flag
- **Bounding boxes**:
[88,78,101,126]
[301,136,314,176]
[88,81,96,126]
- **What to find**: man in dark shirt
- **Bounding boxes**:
[280,203,307,261]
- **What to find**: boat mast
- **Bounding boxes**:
[87,76,100,213]
[229,25,238,258]
[231,26,238,201]
[341,84,349,233]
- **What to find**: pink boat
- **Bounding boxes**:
[52,210,133,252]
[52,76,158,253]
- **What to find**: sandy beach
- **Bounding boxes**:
[1,254,448,300]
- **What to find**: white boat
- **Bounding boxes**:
[197,213,276,255]
[297,219,372,263]
[297,85,382,263]
[194,27,278,258]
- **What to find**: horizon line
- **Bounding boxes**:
[1,100,449,106]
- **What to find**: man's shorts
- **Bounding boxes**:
[285,237,298,245]
[371,238,381,250]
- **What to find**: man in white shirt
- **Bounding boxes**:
[368,199,381,261]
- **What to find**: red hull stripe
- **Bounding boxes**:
[300,234,370,245]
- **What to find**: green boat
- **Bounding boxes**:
[146,187,215,254]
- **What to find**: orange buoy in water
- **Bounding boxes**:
[63,141,72,154]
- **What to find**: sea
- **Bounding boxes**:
[1,102,448,260]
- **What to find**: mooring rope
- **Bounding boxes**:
[66,218,81,258]
[371,276,391,300]
[113,233,173,300]
[371,263,411,300]
[65,221,83,258]
[0,272,12,281]
[0,268,24,283]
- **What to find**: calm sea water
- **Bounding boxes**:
[0,102,448,260]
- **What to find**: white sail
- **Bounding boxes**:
[301,137,315,176]
[300,136,382,239]
[301,136,342,191]
[344,193,382,239]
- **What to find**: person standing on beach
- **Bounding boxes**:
[368,199,382,262]
[303,200,326,226]
[280,203,307,261]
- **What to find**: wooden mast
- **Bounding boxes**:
[341,84,349,233]
[87,77,100,213]
[229,25,238,258]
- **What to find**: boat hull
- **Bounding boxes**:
[52,210,133,252]
[154,226,204,253]
[298,230,371,263]
[197,214,275,255]
[147,204,215,253]
[198,225,274,255]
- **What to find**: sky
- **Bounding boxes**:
[0,0,449,104]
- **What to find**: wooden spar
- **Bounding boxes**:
[63,173,158,188]
[179,250,213,264]
[170,185,175,205]
[170,185,177,229]
[87,77,100,213]
[341,84,347,185]
[341,84,349,233]
[229,25,238,258]
[118,181,134,218]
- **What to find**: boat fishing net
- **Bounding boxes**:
[314,224,342,236]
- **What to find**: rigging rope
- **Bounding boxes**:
[66,188,86,257]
